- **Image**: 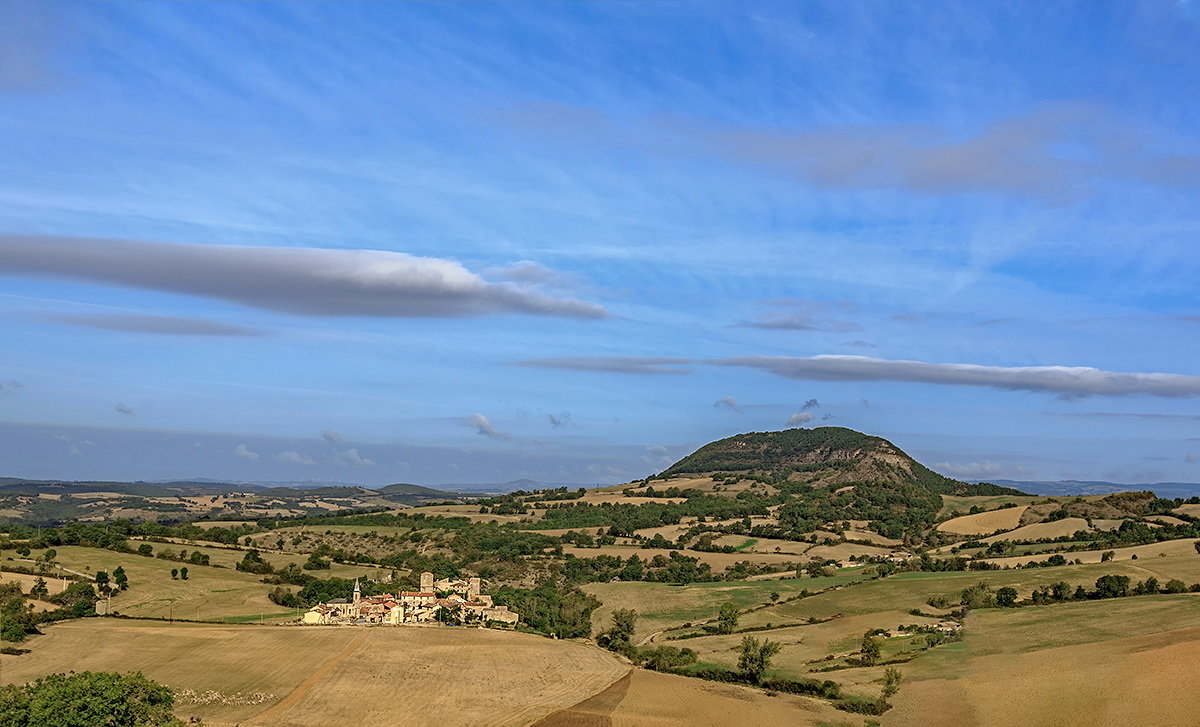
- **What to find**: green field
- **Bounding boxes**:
[584,569,872,641]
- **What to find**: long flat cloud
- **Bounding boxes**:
[511,102,1200,200]
[515,356,693,375]
[715,355,1200,398]
[0,235,608,319]
[35,313,267,336]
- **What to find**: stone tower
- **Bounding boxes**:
[468,577,481,600]
[353,577,361,605]
[420,571,434,592]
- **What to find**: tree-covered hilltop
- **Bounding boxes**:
[660,427,1024,497]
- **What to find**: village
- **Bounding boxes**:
[301,572,520,627]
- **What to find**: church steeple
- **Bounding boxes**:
[353,577,361,605]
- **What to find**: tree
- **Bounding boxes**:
[995,586,1018,607]
[959,581,995,609]
[1094,574,1130,599]
[113,566,128,591]
[95,571,110,594]
[860,634,882,666]
[1194,542,1200,556]
[0,671,185,726]
[1133,577,1159,595]
[737,636,782,683]
[769,592,780,603]
[717,602,740,634]
[179,567,188,581]
[170,569,178,580]
[29,578,49,600]
[137,544,153,557]
[1100,551,1116,563]
[303,554,331,571]
[882,667,903,699]
[599,608,638,651]
[1163,579,1188,594]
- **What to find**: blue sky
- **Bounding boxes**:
[1,0,1199,486]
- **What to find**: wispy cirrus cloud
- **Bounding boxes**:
[0,235,608,320]
[715,355,1200,399]
[515,356,692,375]
[34,312,267,336]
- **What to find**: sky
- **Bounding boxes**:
[1,0,1199,487]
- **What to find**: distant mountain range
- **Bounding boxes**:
[984,480,1200,498]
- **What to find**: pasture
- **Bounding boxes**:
[884,596,1200,727]
[3,545,293,622]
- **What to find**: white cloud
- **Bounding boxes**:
[276,450,315,466]
[0,235,608,320]
[233,443,260,461]
[786,412,814,425]
[934,460,1004,478]
[336,448,376,467]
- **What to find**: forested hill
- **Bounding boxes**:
[661,427,1024,497]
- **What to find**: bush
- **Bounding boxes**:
[0,671,185,726]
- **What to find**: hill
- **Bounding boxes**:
[989,479,1200,498]
[661,427,1022,497]
[375,483,463,498]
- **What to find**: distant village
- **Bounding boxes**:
[302,572,519,627]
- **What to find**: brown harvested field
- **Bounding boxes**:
[0,570,70,595]
[806,541,895,561]
[534,668,854,727]
[0,619,627,727]
[577,494,689,506]
[632,523,696,541]
[845,529,903,546]
[979,518,1091,543]
[884,596,1200,727]
[1173,504,1200,518]
[982,538,1200,568]
[562,546,806,570]
[937,506,1028,535]
[405,504,534,523]
[1146,515,1188,526]
[710,535,811,556]
[192,520,257,529]
[522,526,608,537]
[938,494,1042,518]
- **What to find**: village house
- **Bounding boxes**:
[302,572,519,626]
